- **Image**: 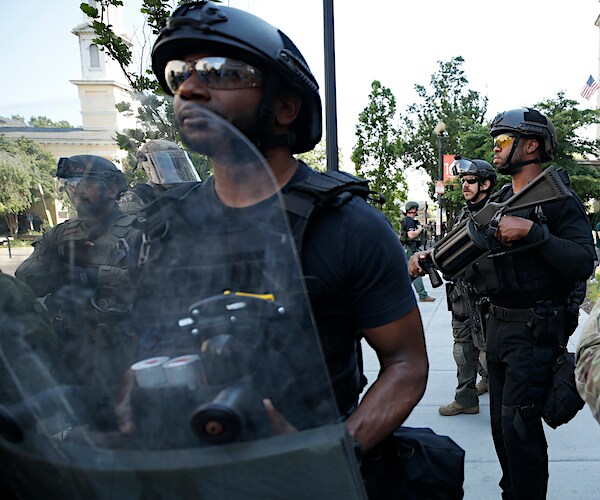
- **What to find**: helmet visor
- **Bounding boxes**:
[165,56,264,94]
[451,159,480,177]
[144,150,201,185]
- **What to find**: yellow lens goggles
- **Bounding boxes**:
[493,133,515,149]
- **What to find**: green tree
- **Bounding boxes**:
[352,80,407,227]
[0,136,57,203]
[0,152,33,236]
[398,56,489,220]
[533,92,600,205]
[28,116,75,128]
[296,140,344,173]
[79,0,217,177]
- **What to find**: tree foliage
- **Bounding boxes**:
[0,152,33,235]
[10,114,75,128]
[352,80,407,227]
[533,92,600,204]
[0,136,57,202]
[79,0,216,177]
[397,56,489,220]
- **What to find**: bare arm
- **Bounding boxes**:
[346,307,428,451]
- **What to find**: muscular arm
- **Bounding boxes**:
[346,307,428,451]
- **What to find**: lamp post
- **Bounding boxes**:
[434,120,446,239]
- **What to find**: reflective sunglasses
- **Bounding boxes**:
[461,177,479,185]
[493,133,515,149]
[164,56,264,93]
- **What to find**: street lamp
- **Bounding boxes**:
[434,120,446,239]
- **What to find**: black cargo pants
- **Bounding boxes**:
[486,306,559,500]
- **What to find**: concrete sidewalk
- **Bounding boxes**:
[0,245,33,276]
[3,247,598,497]
[362,276,600,499]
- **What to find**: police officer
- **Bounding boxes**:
[134,1,427,464]
[482,108,594,499]
[438,158,496,417]
[401,202,435,302]
[15,155,139,415]
[118,140,201,215]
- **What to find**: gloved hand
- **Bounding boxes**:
[56,220,94,264]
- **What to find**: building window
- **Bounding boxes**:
[89,44,100,68]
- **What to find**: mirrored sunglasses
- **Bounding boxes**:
[493,133,515,149]
[164,56,264,93]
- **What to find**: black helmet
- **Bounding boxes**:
[152,1,322,154]
[451,158,497,189]
[490,107,557,163]
[56,155,127,194]
[405,201,419,212]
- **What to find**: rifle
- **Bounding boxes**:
[453,280,485,349]
[431,166,572,280]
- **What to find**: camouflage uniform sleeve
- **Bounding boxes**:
[118,190,146,215]
[575,298,600,424]
[14,225,65,297]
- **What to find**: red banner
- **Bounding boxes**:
[443,154,457,181]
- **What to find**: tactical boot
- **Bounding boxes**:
[438,401,479,416]
[476,379,488,396]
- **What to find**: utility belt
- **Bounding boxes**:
[489,299,574,347]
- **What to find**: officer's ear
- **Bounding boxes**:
[481,179,491,191]
[104,181,121,199]
[525,137,540,156]
[273,89,302,126]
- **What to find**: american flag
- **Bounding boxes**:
[580,75,600,100]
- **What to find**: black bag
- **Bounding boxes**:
[542,350,585,428]
[361,426,465,499]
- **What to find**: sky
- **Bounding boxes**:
[1,1,600,199]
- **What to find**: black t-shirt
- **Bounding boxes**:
[132,163,416,412]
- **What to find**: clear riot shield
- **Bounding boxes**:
[0,107,366,499]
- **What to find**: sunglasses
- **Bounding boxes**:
[461,177,479,185]
[164,56,264,94]
[493,133,515,149]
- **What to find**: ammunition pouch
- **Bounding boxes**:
[533,303,568,346]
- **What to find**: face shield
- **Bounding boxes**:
[140,150,201,186]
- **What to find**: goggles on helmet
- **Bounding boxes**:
[164,56,264,94]
[58,177,90,195]
[451,158,481,177]
[493,133,515,149]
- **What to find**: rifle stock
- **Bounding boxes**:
[432,166,572,279]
